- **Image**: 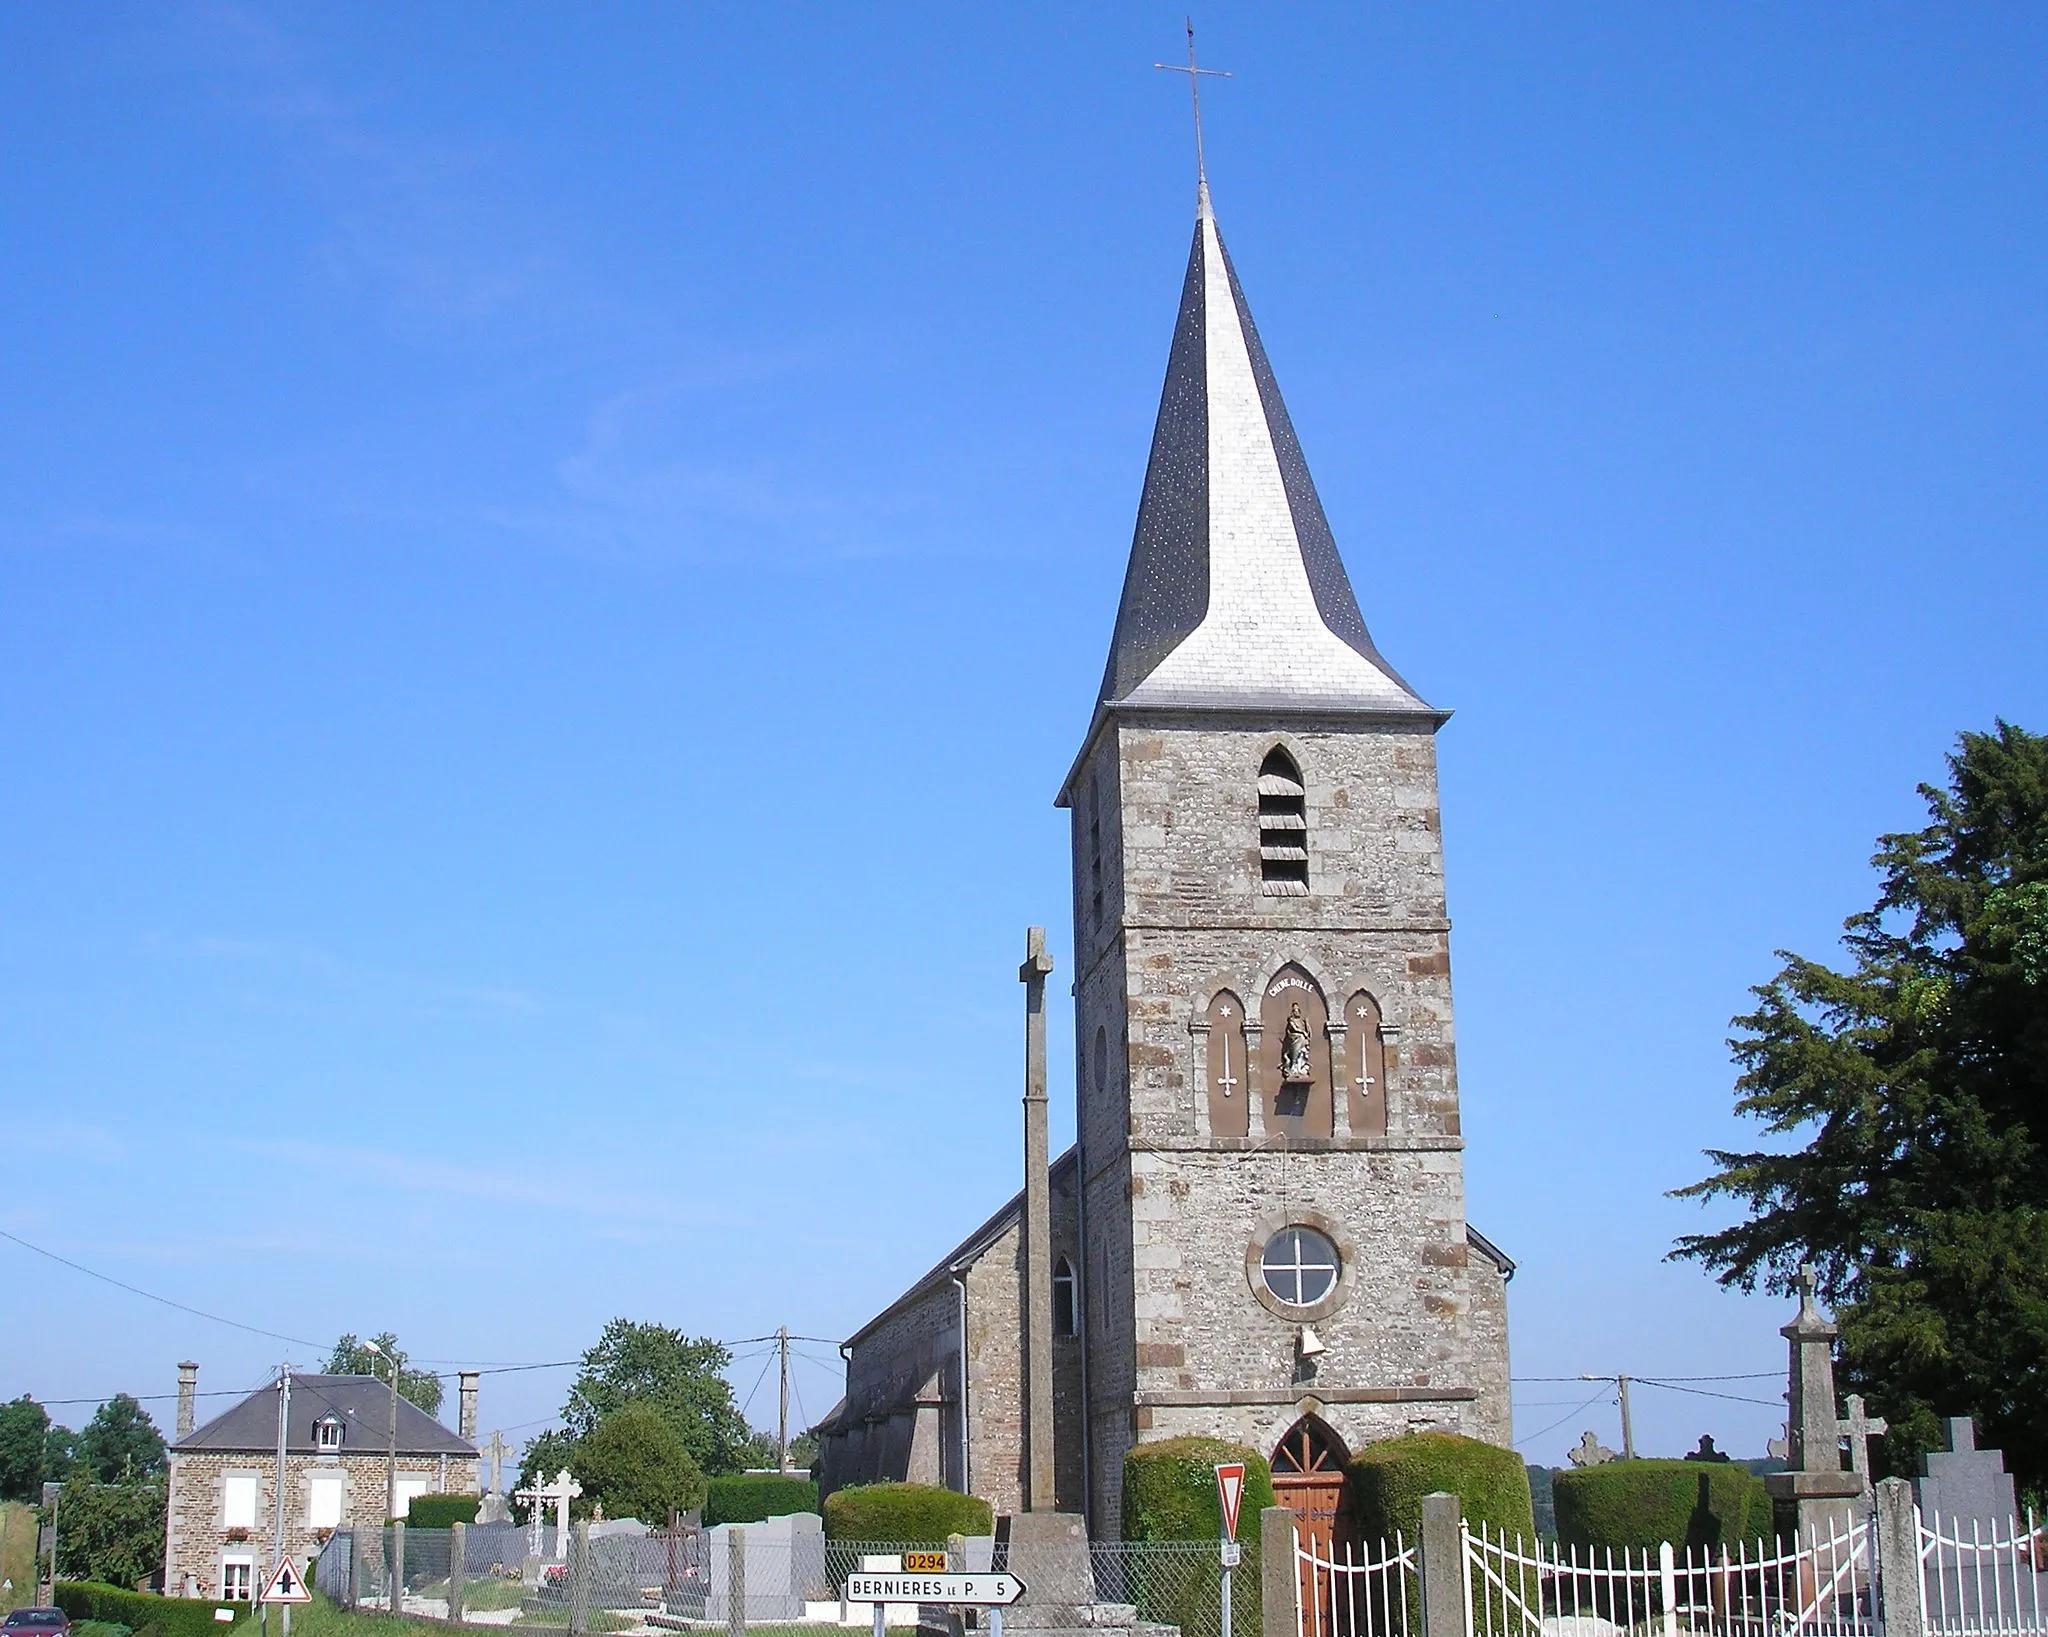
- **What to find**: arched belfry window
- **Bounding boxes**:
[1052,1257,1077,1337]
[1258,749,1308,895]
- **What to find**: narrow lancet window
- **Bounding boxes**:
[1052,1257,1077,1337]
[1259,748,1309,894]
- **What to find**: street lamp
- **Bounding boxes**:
[363,1340,401,1522]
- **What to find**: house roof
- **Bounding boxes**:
[1095,184,1435,721]
[173,1373,475,1457]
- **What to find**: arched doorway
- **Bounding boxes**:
[1272,1416,1350,1548]
[1273,1417,1353,1631]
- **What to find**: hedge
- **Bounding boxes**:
[56,1581,237,1637]
[1123,1439,1277,1637]
[1343,1433,1535,1546]
[1123,1437,1277,1542]
[705,1475,820,1526]
[404,1493,480,1529]
[822,1483,992,1543]
[1551,1461,1770,1553]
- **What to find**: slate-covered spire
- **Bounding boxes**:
[1098,186,1432,714]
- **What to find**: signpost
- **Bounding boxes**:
[845,1566,1027,1637]
[261,1555,311,1637]
[1215,1463,1247,1637]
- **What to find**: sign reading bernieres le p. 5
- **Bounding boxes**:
[844,1573,1026,1606]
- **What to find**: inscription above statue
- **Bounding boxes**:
[1279,1002,1313,1084]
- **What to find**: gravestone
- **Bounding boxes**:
[702,1512,825,1624]
[1567,1432,1616,1468]
[1917,1418,2020,1528]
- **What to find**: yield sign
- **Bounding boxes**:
[1215,1462,1246,1541]
[261,1558,312,1604]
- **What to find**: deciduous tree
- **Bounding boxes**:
[574,1405,706,1524]
[325,1333,444,1416]
[0,1396,50,1501]
[564,1321,751,1476]
[78,1395,165,1483]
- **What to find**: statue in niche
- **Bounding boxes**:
[1279,1002,1313,1084]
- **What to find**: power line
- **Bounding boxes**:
[0,1227,325,1349]
[1514,1387,1613,1450]
[1633,1377,1785,1408]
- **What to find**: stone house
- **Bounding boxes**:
[164,1362,478,1599]
[815,179,1516,1543]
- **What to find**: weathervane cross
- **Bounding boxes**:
[1154,19,1232,184]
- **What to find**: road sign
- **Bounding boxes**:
[1215,1461,1246,1541]
[261,1559,312,1604]
[844,1573,1026,1607]
[1220,1542,1241,1568]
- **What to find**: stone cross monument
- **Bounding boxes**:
[1020,924,1057,1513]
[1763,1267,1864,1538]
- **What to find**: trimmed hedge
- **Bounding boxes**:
[822,1483,992,1543]
[1122,1437,1277,1542]
[404,1493,480,1529]
[1551,1461,1770,1553]
[1123,1439,1277,1637]
[1344,1433,1536,1546]
[56,1581,236,1637]
[705,1475,820,1526]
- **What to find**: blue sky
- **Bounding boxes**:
[2,4,2044,1470]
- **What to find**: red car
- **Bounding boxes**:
[1,1612,71,1637]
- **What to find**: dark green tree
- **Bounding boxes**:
[325,1333,444,1416]
[42,1424,79,1485]
[1673,722,2048,1486]
[53,1482,167,1587]
[573,1405,707,1524]
[0,1396,50,1501]
[563,1321,751,1476]
[78,1395,165,1483]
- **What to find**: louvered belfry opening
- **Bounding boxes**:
[1258,747,1309,893]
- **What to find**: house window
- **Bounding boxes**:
[394,1478,431,1519]
[1258,748,1309,894]
[222,1559,254,1601]
[307,1473,344,1529]
[1052,1257,1077,1337]
[314,1416,344,1453]
[223,1474,259,1529]
[1260,1226,1340,1308]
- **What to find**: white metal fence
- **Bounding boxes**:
[1298,1530,1416,1637]
[1921,1511,2048,1637]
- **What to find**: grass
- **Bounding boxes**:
[1,1502,39,1614]
[227,1594,443,1637]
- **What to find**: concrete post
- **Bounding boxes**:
[1876,1478,1925,1637]
[449,1520,467,1626]
[389,1521,405,1617]
[1420,1493,1466,1637]
[727,1526,747,1637]
[1261,1506,1299,1637]
[1020,926,1057,1512]
[569,1522,590,1637]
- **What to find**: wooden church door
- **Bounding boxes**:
[1272,1418,1352,1627]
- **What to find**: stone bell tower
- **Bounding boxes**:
[1057,180,1512,1537]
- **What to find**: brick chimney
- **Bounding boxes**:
[176,1362,199,1440]
[458,1372,479,1442]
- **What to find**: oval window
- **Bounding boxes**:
[1261,1226,1340,1307]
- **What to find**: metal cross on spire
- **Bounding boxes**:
[1155,18,1232,185]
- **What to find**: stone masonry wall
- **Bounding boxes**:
[166,1449,471,1598]
[1070,712,1512,1532]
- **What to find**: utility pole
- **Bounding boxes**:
[367,1339,400,1522]
[1580,1373,1635,1459]
[776,1327,791,1474]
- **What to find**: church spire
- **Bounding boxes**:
[1096,192,1432,715]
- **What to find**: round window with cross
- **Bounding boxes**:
[1260,1226,1340,1307]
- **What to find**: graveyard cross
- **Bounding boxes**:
[1567,1431,1616,1468]
[484,1431,511,1497]
[1838,1395,1889,1487]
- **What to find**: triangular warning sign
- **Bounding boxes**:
[1215,1462,1246,1541]
[261,1559,312,1604]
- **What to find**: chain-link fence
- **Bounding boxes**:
[313,1526,1240,1637]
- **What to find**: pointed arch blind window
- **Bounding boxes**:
[1259,748,1309,894]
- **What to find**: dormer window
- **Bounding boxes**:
[1258,748,1308,895]
[313,1416,344,1453]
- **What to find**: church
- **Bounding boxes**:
[812,178,1515,1544]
